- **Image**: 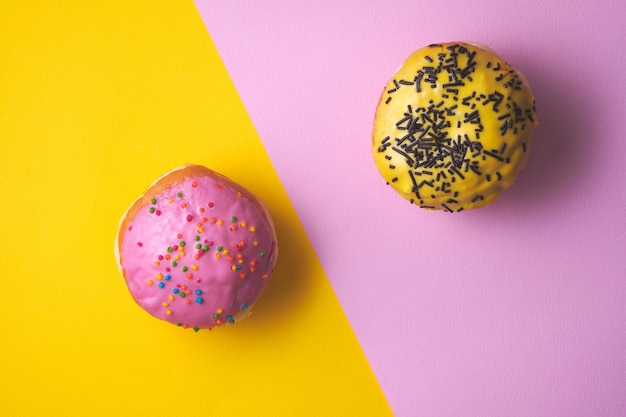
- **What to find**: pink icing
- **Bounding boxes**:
[118,172,277,330]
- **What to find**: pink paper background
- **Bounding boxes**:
[195,1,626,415]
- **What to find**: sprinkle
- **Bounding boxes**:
[181,203,187,209]
[192,181,198,188]
[147,279,154,286]
[199,207,205,213]
[177,193,183,198]
[253,241,259,246]
[165,274,171,280]
[217,245,223,251]
[157,273,163,280]
[195,290,202,295]
[168,198,174,203]
[249,226,256,233]
[182,266,188,272]
[240,222,247,228]
[162,302,169,307]
[217,220,223,226]
[208,202,214,208]
[196,297,203,304]
[215,253,221,259]
[191,264,198,271]
[186,215,193,222]
[155,210,161,216]
[229,225,237,232]
[202,245,209,251]
[231,216,237,222]
[209,217,216,224]
[227,316,234,323]
[217,308,223,314]
[197,227,204,233]
[149,207,155,213]
[154,261,160,266]
[193,328,199,332]
[231,265,237,271]
[241,303,248,310]
[166,310,173,315]
[172,288,179,294]
[260,251,265,257]
[185,299,191,305]
[151,198,157,204]
[158,282,165,288]
[262,273,269,279]
[171,261,177,267]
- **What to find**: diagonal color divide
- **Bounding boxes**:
[0,1,391,415]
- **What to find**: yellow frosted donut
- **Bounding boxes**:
[372,42,537,212]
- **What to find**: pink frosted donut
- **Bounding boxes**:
[115,164,278,331]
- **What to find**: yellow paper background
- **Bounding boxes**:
[0,1,392,415]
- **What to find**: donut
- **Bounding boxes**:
[372,42,537,212]
[114,164,278,331]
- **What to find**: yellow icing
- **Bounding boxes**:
[372,42,537,211]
